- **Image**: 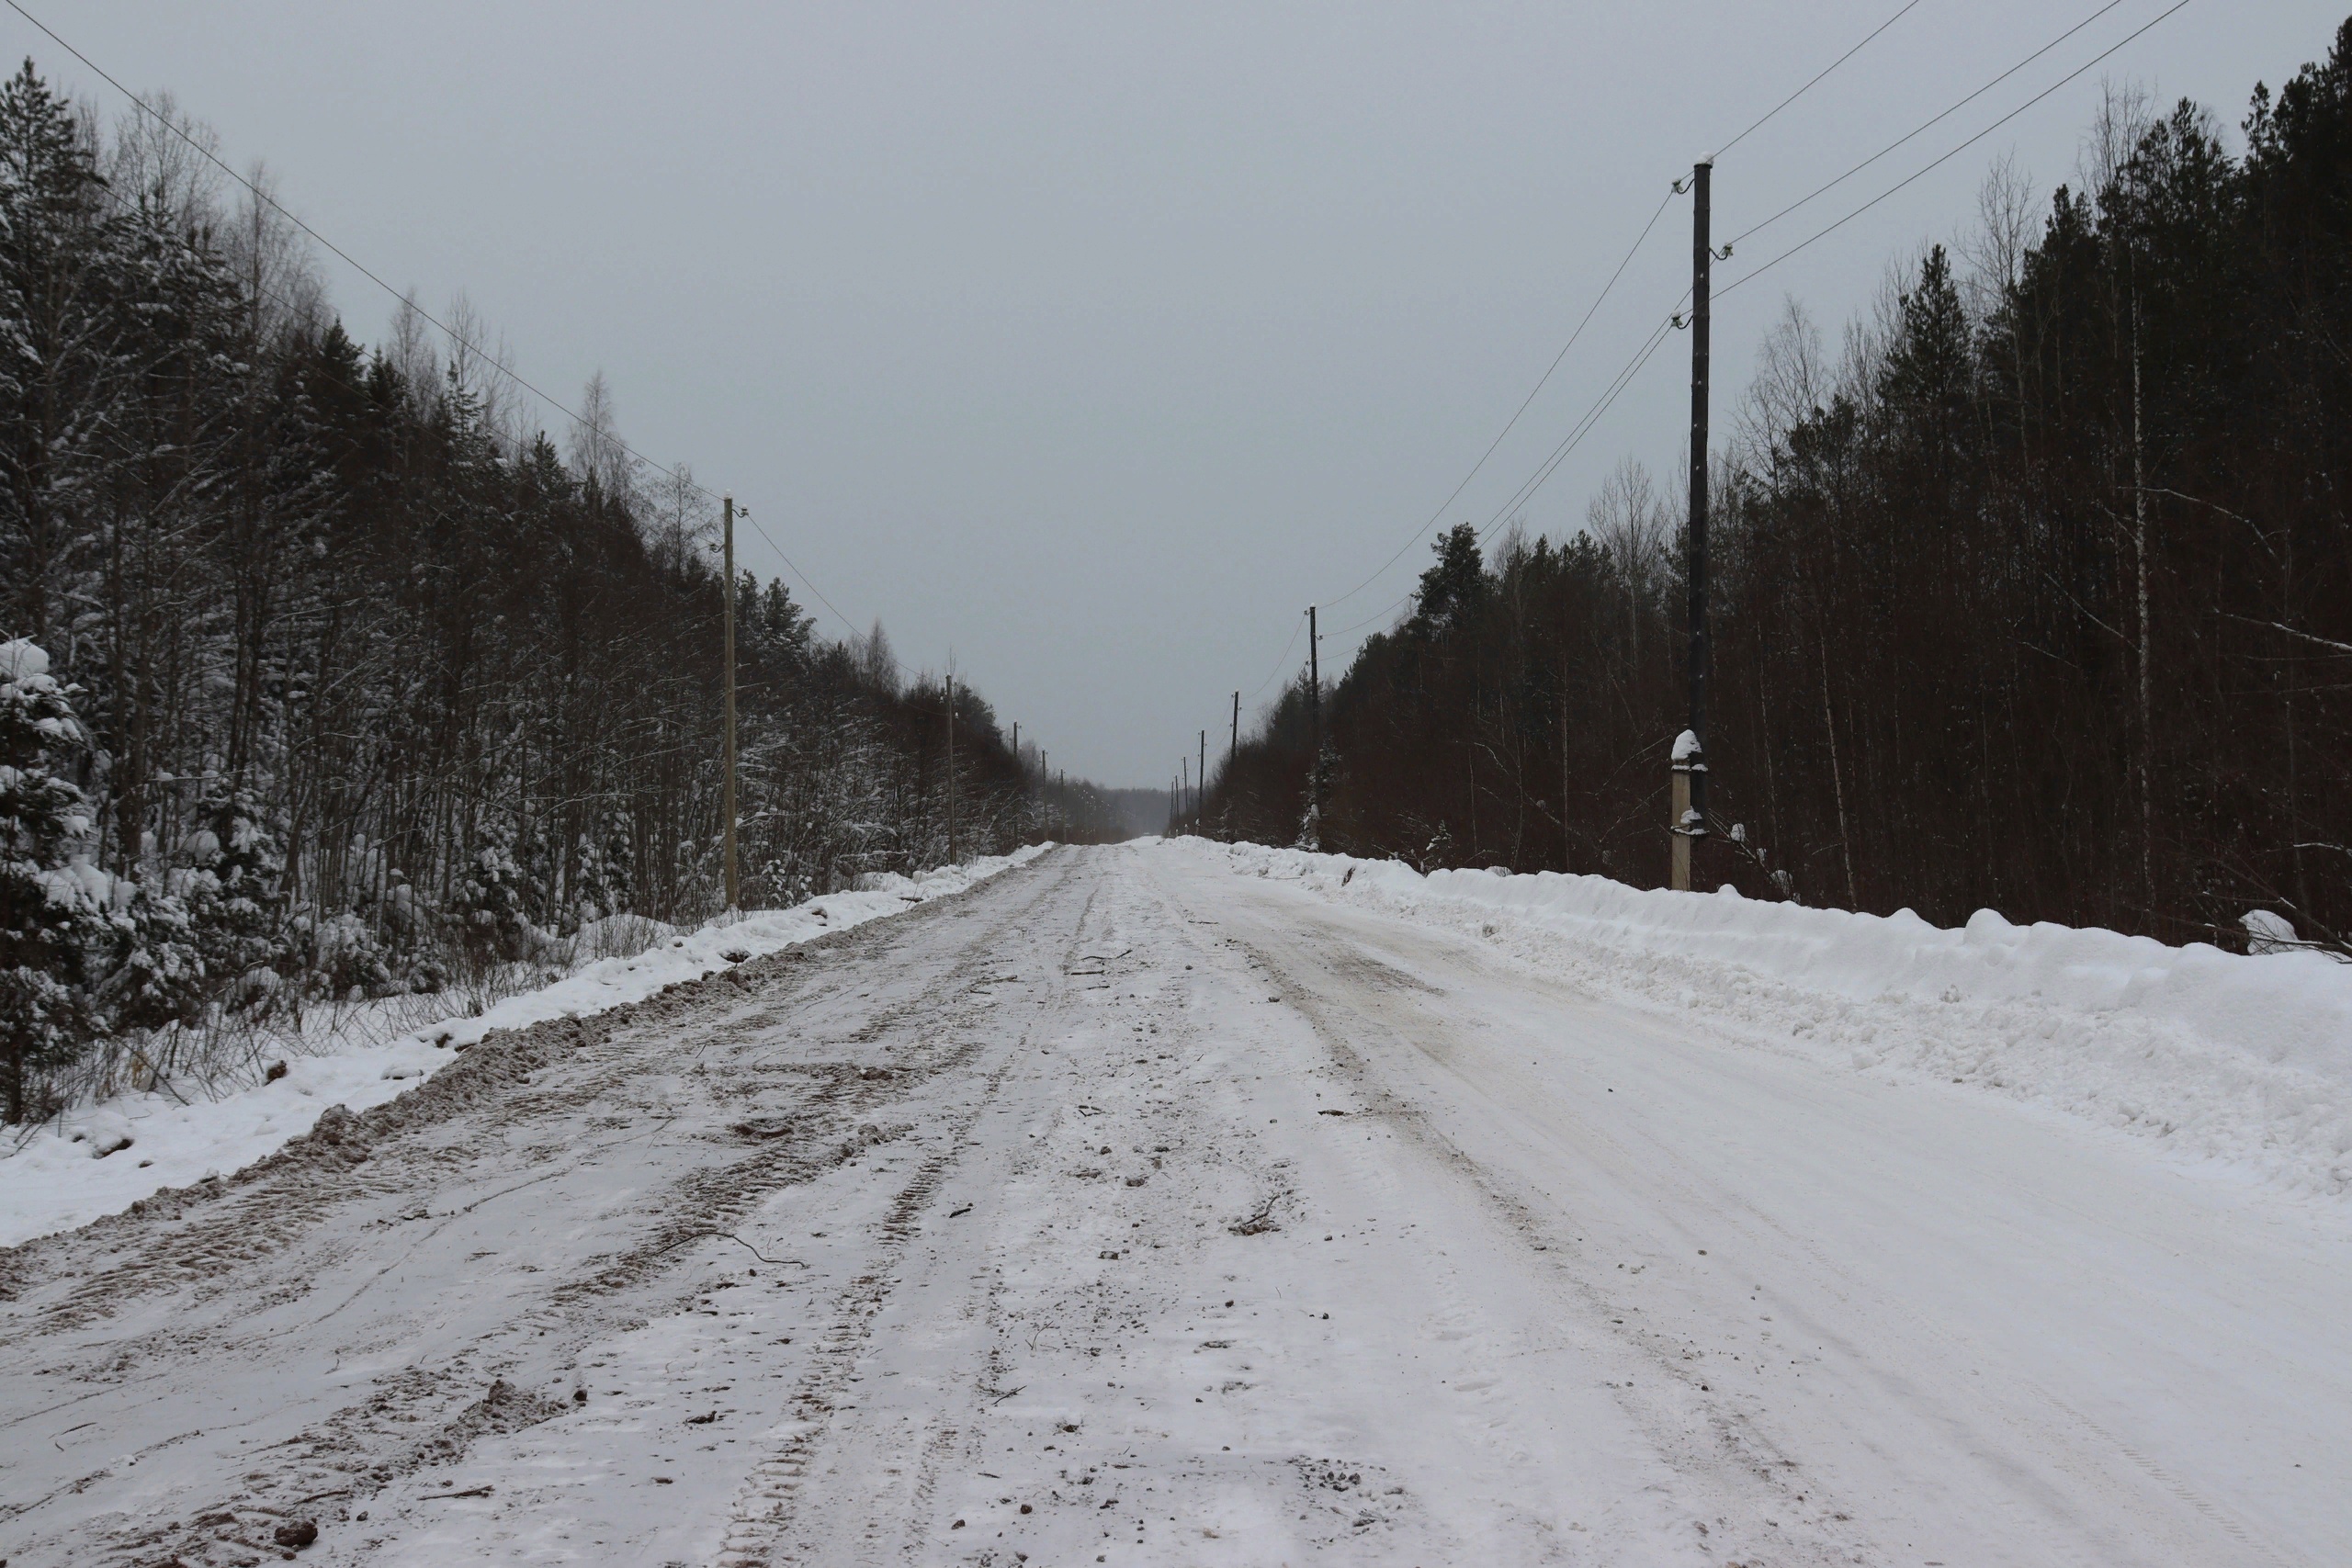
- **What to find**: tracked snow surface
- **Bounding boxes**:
[2,847,1047,1249]
[2,839,2346,1565]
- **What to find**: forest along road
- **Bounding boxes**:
[3,843,2347,1567]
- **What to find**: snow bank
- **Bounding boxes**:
[1,846,1051,1247]
[1182,840,2352,1199]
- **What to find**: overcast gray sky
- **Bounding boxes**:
[22,1,2343,784]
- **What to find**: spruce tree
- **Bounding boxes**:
[0,639,105,1121]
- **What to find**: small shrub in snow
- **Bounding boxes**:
[2243,909,2301,955]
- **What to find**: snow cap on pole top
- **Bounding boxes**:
[1694,152,1714,168]
[1671,728,1702,761]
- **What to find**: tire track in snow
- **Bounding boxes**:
[1217,893,1876,1565]
[714,866,1101,1566]
[0,852,1077,1568]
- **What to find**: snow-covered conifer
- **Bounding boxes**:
[0,638,106,1120]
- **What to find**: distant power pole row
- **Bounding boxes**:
[1190,164,1719,886]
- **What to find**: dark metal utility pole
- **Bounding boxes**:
[721,495,739,909]
[1306,606,1321,847]
[1673,159,1713,892]
[944,671,957,864]
[1228,691,1239,840]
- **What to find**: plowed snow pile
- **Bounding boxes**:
[0,847,1047,1246]
[1189,840,2352,1198]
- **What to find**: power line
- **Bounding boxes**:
[1329,309,1683,644]
[1720,0,2196,300]
[1247,612,1307,701]
[1468,0,2162,562]
[3,0,866,637]
[1466,0,2195,572]
[1474,312,1680,542]
[4,3,667,491]
[1724,0,2126,251]
[1330,587,1413,642]
[1312,0,1933,627]
[1323,0,2194,654]
[1321,187,1679,614]
[1715,0,1932,159]
[729,508,861,636]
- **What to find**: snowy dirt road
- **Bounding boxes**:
[4,842,2347,1567]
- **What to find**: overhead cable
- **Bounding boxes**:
[1319,187,1679,614]
[1724,0,2127,250]
[1247,612,1308,701]
[2,0,865,636]
[1720,0,2196,299]
[1715,0,1933,159]
[1312,0,1935,629]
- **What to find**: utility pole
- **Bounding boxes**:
[1672,159,1713,893]
[1560,599,1572,874]
[944,671,957,865]
[1198,729,1206,834]
[1181,756,1190,834]
[1228,691,1239,840]
[722,495,740,910]
[1306,606,1322,848]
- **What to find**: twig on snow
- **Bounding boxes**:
[655,1229,809,1268]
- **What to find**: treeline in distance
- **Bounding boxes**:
[0,63,1118,1121]
[1207,20,2352,957]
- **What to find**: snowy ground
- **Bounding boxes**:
[0,847,1046,1249]
[2,840,2346,1566]
[1216,840,2352,1201]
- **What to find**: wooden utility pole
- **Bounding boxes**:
[1672,160,1713,893]
[945,671,957,864]
[1306,606,1322,847]
[722,495,740,909]
[1198,729,1206,834]
[1181,756,1190,832]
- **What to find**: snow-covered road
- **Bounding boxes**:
[4,842,2346,1566]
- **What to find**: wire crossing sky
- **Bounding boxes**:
[18,0,2338,784]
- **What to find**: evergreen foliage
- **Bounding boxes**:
[1210,23,2352,953]
[0,62,1119,1117]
